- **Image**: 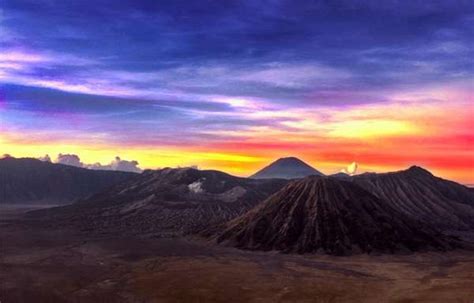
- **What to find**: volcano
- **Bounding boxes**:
[250,157,324,179]
[31,167,288,235]
[352,166,474,231]
[216,176,458,255]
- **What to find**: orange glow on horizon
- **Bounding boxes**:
[2,88,473,184]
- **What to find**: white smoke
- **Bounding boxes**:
[341,162,358,176]
[188,180,204,193]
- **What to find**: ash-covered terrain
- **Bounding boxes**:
[28,167,287,235]
[352,166,474,231]
[216,176,459,255]
[18,158,474,253]
[216,166,474,255]
[2,211,474,303]
[1,157,474,302]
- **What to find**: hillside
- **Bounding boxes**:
[0,157,137,205]
[30,167,288,235]
[216,176,458,255]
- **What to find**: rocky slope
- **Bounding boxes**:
[250,157,324,179]
[31,168,288,235]
[0,157,137,205]
[352,166,474,231]
[216,176,458,255]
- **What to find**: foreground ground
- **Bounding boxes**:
[1,206,474,303]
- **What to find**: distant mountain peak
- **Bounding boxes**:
[275,156,303,162]
[406,165,432,174]
[250,156,324,179]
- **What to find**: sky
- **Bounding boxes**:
[0,0,473,182]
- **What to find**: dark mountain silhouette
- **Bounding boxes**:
[31,167,288,235]
[352,166,474,231]
[22,162,474,255]
[250,157,324,179]
[329,172,351,179]
[216,176,458,255]
[0,157,137,205]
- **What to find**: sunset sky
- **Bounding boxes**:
[1,1,473,183]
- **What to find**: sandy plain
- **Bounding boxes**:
[1,205,473,303]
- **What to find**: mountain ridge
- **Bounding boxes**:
[29,167,288,235]
[0,157,138,205]
[19,162,474,255]
[351,166,474,231]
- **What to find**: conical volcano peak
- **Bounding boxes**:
[216,176,456,255]
[275,156,304,163]
[272,157,314,168]
[250,157,324,179]
[406,165,432,175]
